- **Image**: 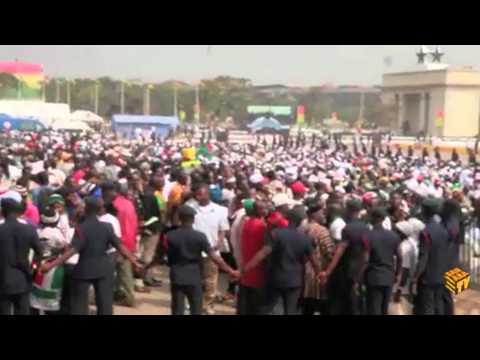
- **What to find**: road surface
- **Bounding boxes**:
[110,266,480,315]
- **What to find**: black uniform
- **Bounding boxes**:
[443,217,461,315]
[264,225,314,315]
[70,216,121,315]
[166,227,211,315]
[0,218,42,315]
[329,219,370,315]
[364,226,401,315]
[416,219,450,315]
[452,151,459,162]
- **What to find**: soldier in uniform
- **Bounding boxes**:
[411,198,450,315]
[0,199,43,315]
[321,199,370,315]
[441,199,462,315]
[452,149,459,163]
[361,207,402,315]
[40,197,142,315]
[408,146,414,158]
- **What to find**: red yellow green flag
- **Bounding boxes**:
[297,105,305,126]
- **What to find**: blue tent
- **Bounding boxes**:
[0,113,46,132]
[112,115,180,139]
[248,117,289,133]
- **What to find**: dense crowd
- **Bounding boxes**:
[0,128,478,315]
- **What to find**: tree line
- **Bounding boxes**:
[1,74,393,129]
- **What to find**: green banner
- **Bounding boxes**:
[247,106,292,116]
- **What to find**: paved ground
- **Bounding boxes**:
[113,266,235,316]
[111,266,480,315]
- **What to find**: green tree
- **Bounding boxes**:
[0,73,19,99]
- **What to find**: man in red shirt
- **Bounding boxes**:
[110,181,139,307]
[267,193,290,232]
[237,200,268,315]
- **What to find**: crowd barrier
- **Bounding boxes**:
[462,219,480,289]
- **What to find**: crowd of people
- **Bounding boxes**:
[0,128,477,315]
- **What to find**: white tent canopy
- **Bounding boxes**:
[0,100,70,126]
[49,118,91,131]
[70,110,104,124]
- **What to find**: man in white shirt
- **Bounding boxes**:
[328,202,346,243]
[162,173,175,201]
[187,184,230,315]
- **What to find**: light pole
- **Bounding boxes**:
[358,90,365,126]
[94,80,99,114]
[173,81,178,117]
[41,80,46,102]
[120,81,125,114]
[66,79,71,108]
[144,84,153,115]
[55,79,60,103]
[16,78,21,100]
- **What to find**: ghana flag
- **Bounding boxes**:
[30,265,64,312]
[0,61,45,99]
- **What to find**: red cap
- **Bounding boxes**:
[362,192,378,204]
[291,181,307,194]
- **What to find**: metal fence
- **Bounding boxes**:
[461,218,480,289]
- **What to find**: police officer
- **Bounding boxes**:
[411,198,450,315]
[441,199,462,315]
[361,207,402,315]
[0,199,43,315]
[165,205,240,315]
[321,199,370,315]
[40,197,142,315]
[242,207,321,315]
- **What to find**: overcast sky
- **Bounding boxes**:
[0,45,477,86]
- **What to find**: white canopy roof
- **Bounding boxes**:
[70,110,104,123]
[49,119,91,131]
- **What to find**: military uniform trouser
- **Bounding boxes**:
[201,257,218,313]
[115,255,135,306]
[140,232,160,284]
